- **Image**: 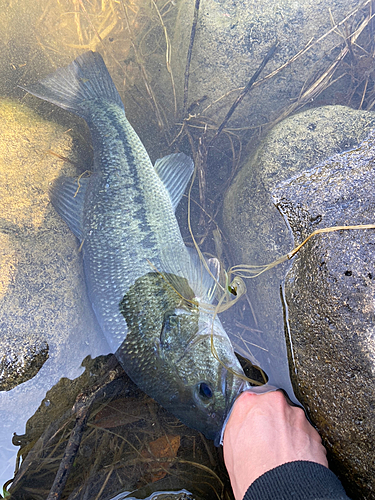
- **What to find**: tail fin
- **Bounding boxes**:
[20,51,123,118]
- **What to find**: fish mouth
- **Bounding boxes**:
[213,368,248,447]
[224,368,248,410]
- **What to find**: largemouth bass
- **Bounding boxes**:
[22,52,247,440]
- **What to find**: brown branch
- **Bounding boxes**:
[45,357,123,500]
[209,42,278,145]
[183,0,201,116]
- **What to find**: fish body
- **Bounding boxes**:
[23,52,247,440]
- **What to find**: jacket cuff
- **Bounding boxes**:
[243,461,350,500]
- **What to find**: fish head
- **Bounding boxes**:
[119,271,248,442]
[157,308,248,441]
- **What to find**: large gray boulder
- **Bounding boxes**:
[0,99,108,486]
[223,105,375,498]
[169,0,361,132]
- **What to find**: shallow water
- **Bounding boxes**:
[0,0,372,498]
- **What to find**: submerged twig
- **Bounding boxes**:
[183,0,201,116]
[151,0,177,117]
[119,0,170,141]
[45,357,123,500]
[209,42,278,145]
[270,8,374,128]
[46,398,92,500]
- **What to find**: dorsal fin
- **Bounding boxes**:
[49,175,89,241]
[154,153,194,211]
[185,247,221,304]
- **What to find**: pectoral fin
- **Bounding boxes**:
[185,247,221,304]
[154,153,194,211]
[50,175,89,241]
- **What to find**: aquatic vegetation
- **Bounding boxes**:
[7,356,228,500]
[229,224,375,280]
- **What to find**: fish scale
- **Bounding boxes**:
[77,101,192,349]
[22,51,247,441]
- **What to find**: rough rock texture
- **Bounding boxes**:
[170,0,361,131]
[0,99,105,391]
[0,100,108,485]
[223,105,375,499]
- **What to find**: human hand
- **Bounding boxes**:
[223,390,328,500]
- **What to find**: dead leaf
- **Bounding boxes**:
[141,435,181,482]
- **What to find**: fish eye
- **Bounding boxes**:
[198,382,213,399]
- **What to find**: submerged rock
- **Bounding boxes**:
[0,331,48,392]
[0,99,108,485]
[223,105,375,498]
[170,0,361,133]
[0,99,105,390]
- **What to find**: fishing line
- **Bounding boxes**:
[153,158,375,385]
[229,223,375,279]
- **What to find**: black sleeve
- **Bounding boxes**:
[243,461,351,500]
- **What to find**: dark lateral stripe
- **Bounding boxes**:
[88,101,158,249]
